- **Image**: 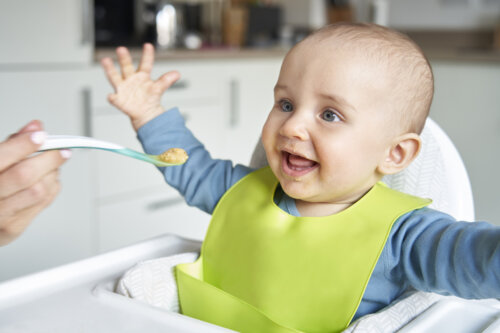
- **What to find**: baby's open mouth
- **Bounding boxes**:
[282,151,318,177]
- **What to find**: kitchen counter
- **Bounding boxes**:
[405,29,500,63]
[95,30,500,64]
[422,48,500,63]
[94,46,289,63]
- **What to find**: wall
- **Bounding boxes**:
[386,0,500,30]
[274,0,500,32]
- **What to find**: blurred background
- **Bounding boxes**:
[0,0,500,281]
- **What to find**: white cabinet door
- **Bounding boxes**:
[98,191,210,252]
[0,70,95,281]
[430,61,500,225]
[0,0,92,65]
[90,63,226,200]
[221,58,282,165]
[89,62,225,251]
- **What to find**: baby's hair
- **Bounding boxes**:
[303,23,434,134]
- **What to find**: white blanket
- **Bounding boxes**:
[116,254,444,332]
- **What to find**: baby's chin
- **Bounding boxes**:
[277,178,316,200]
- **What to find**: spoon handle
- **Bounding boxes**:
[38,135,125,151]
[37,135,183,167]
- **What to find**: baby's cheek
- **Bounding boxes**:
[261,125,273,150]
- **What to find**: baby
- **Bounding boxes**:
[101,23,500,333]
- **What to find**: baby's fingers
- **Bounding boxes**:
[154,71,181,94]
[101,57,122,89]
[117,46,135,78]
[138,43,155,74]
[107,93,119,106]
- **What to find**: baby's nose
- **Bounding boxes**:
[279,114,309,141]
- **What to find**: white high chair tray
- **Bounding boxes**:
[1,233,500,333]
[398,298,500,333]
[0,234,233,333]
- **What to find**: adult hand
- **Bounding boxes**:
[0,120,71,246]
[101,43,181,131]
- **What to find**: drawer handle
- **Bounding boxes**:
[146,197,184,211]
[229,79,240,128]
[81,0,92,45]
[81,87,92,137]
[170,80,188,90]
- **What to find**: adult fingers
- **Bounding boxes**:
[0,171,60,245]
[0,131,47,172]
[116,46,135,78]
[17,120,43,134]
[138,43,155,74]
[101,57,122,89]
[7,120,43,140]
[0,149,70,199]
[0,169,60,219]
[0,206,43,245]
[154,71,181,94]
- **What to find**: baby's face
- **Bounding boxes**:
[262,39,398,209]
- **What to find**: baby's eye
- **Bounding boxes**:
[279,100,294,112]
[321,109,341,122]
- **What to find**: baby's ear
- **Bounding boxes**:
[377,133,421,175]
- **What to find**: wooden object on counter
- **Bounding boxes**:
[229,0,253,5]
[495,24,500,50]
[223,6,248,47]
[328,5,353,23]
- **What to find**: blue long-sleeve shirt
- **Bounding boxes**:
[137,108,500,320]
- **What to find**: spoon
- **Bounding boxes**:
[38,135,188,167]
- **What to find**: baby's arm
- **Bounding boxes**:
[101,44,253,214]
[137,108,252,213]
[394,209,500,299]
[100,43,180,131]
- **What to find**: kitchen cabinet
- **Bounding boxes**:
[88,57,283,251]
[0,0,285,280]
[0,0,92,65]
[220,58,282,165]
[98,191,209,252]
[0,0,94,281]
[0,69,95,281]
[0,51,284,279]
[89,62,226,251]
[430,60,500,225]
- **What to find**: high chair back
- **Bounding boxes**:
[249,117,475,221]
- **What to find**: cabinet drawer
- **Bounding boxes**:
[90,63,221,111]
[98,192,210,252]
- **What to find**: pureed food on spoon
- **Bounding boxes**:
[159,148,188,164]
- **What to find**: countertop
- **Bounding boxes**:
[94,46,290,63]
[405,29,500,63]
[95,30,500,64]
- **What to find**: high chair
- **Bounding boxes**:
[1,118,498,333]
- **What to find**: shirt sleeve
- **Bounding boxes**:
[136,108,253,214]
[387,208,500,299]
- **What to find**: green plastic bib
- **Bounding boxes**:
[176,167,430,332]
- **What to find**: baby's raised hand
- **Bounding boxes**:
[101,43,180,131]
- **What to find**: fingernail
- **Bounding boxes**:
[24,120,39,131]
[60,149,72,159]
[30,131,47,144]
